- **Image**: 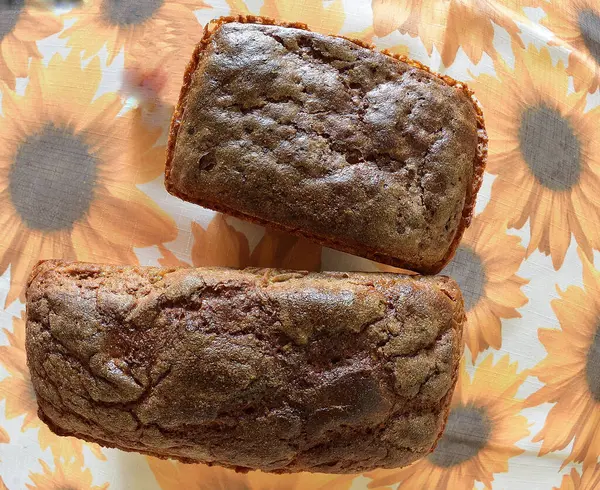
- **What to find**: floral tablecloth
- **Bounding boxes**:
[1,0,600,489]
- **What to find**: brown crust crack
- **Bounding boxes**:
[165,15,488,275]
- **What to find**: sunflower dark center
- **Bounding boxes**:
[586,323,600,401]
[519,104,581,191]
[101,0,164,26]
[428,404,492,468]
[0,0,24,40]
[578,9,600,65]
[442,245,485,311]
[9,123,97,232]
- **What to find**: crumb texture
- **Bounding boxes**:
[167,22,480,272]
[26,260,464,473]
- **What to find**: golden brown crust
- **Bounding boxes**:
[26,260,464,473]
[165,15,487,274]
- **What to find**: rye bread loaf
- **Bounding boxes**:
[165,16,487,274]
[26,260,464,473]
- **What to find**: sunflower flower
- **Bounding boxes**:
[366,354,529,490]
[525,248,600,469]
[441,211,528,360]
[470,45,600,270]
[541,1,600,93]
[0,0,61,89]
[370,0,536,67]
[61,0,210,105]
[0,51,177,306]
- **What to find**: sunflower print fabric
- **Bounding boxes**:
[0,0,599,488]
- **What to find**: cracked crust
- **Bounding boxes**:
[26,260,464,473]
[165,16,487,275]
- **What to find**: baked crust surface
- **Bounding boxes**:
[26,260,464,473]
[165,16,487,274]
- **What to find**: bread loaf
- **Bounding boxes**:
[165,16,487,274]
[26,260,464,473]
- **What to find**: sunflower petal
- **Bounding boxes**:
[86,188,177,250]
[1,38,29,79]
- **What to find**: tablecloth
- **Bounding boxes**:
[0,0,599,488]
